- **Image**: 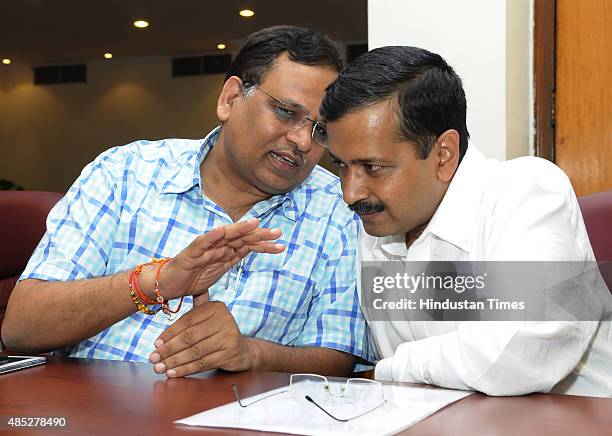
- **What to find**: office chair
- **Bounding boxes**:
[578,189,612,292]
[0,191,64,328]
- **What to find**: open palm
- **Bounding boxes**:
[158,218,284,299]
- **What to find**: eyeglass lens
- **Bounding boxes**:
[289,375,383,406]
[249,85,328,147]
[289,374,328,401]
[344,379,385,404]
[269,99,328,147]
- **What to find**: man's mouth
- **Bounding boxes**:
[270,151,301,167]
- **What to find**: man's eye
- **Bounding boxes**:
[365,164,383,173]
[313,124,327,138]
[274,106,295,120]
[332,160,346,170]
[330,158,346,168]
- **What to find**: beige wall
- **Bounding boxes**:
[369,0,533,161]
[0,59,224,192]
[506,0,533,159]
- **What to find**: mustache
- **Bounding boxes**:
[349,200,385,215]
[271,144,306,166]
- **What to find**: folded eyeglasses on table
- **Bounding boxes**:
[232,373,388,422]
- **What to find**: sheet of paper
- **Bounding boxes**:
[175,381,472,435]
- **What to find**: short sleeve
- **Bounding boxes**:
[20,148,123,282]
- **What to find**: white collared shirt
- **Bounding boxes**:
[360,144,612,397]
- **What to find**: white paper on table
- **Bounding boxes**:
[175,381,472,436]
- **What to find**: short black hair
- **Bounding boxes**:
[321,46,470,161]
[225,25,344,85]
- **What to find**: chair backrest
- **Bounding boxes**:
[577,190,612,292]
[0,191,64,326]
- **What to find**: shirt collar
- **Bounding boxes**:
[375,233,410,258]
[160,127,221,195]
[427,143,489,253]
[246,192,298,222]
[160,126,300,221]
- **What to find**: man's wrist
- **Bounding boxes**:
[137,264,158,301]
[245,337,264,371]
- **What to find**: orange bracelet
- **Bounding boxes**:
[128,257,171,316]
[154,258,184,318]
[129,287,160,315]
[127,257,184,320]
[130,264,157,306]
[129,267,160,315]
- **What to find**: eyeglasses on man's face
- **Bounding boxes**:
[243,83,329,148]
[233,373,387,422]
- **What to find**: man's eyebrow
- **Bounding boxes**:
[271,97,321,119]
[273,97,306,110]
[329,151,387,164]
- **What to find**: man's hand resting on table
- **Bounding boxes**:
[149,290,358,378]
[149,293,258,377]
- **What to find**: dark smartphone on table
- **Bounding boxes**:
[0,355,46,374]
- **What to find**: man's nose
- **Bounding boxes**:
[286,122,313,154]
[341,169,369,206]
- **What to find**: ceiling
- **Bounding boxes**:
[0,0,367,66]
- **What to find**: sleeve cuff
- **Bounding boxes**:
[374,356,394,380]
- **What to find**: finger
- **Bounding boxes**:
[155,332,224,374]
[246,242,286,254]
[185,222,278,258]
[154,304,217,348]
[225,228,282,247]
[163,350,228,378]
[187,226,227,256]
[222,218,261,240]
[153,322,220,367]
[232,243,285,260]
[153,320,222,370]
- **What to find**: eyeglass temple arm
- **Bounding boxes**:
[305,395,349,422]
[233,383,248,408]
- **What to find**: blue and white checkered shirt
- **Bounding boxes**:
[21,127,373,364]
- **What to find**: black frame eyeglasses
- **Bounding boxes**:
[243,83,329,148]
[233,373,387,422]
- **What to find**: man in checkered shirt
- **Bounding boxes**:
[2,26,372,377]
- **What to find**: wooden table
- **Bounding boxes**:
[1,356,610,435]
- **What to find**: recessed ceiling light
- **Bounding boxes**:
[2,58,12,65]
[239,9,255,17]
[133,20,150,29]
[104,53,113,59]
[217,43,227,50]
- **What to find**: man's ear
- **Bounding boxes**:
[217,76,244,122]
[435,129,460,183]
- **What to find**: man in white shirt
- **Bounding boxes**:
[320,46,612,397]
